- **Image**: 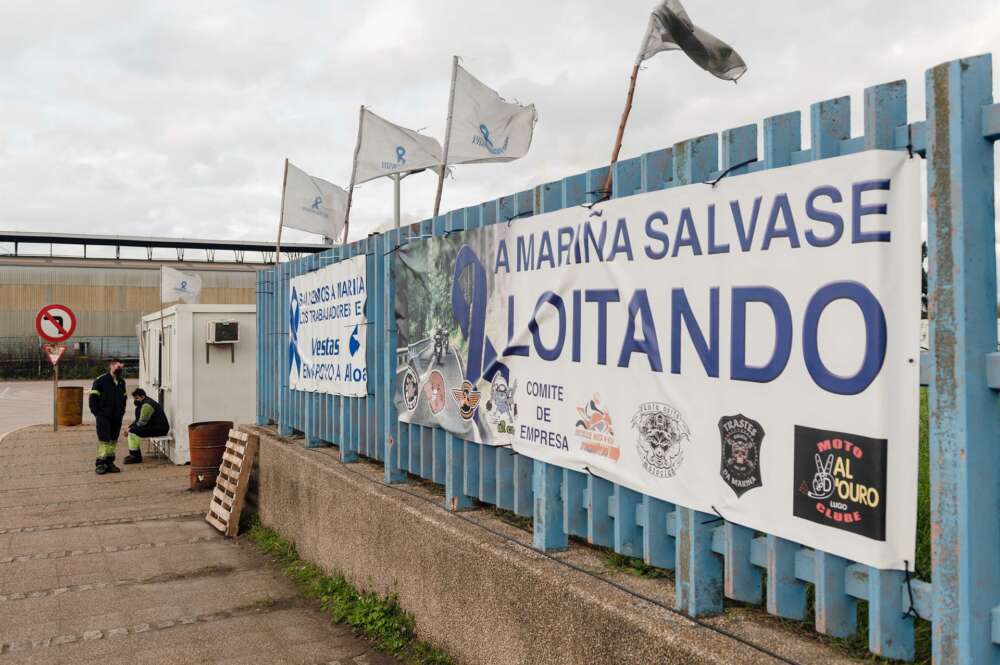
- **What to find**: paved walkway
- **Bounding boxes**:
[0,425,399,664]
[0,380,94,434]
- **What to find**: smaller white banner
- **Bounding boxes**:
[446,63,537,165]
[282,161,347,239]
[289,255,367,397]
[354,108,443,185]
[161,266,201,304]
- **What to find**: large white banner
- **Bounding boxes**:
[289,255,367,396]
[394,150,920,570]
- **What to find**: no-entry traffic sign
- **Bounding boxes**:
[35,304,77,343]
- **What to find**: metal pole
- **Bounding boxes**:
[52,359,58,432]
[432,55,459,218]
[158,267,165,407]
[275,158,289,265]
[343,105,366,245]
[601,61,641,199]
[392,174,401,229]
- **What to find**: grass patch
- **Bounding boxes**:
[598,550,673,580]
[488,506,533,532]
[249,520,453,665]
[916,386,930,581]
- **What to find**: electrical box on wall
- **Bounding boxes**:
[207,320,239,344]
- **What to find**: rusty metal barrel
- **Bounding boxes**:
[56,386,83,426]
[188,420,233,491]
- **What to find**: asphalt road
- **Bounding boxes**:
[0,379,94,436]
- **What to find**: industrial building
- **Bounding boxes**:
[0,231,325,376]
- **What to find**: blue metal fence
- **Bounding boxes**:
[257,53,1000,664]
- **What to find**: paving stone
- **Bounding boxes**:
[0,425,403,664]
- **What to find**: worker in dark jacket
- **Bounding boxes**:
[88,358,127,475]
[124,388,169,464]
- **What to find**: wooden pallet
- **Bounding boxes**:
[205,429,258,537]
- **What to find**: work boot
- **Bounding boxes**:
[95,458,107,475]
[123,449,143,465]
[104,456,121,473]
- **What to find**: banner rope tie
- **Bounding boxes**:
[383,234,433,256]
[707,157,756,188]
[583,188,611,208]
[902,559,922,621]
[700,505,726,526]
[505,211,534,227]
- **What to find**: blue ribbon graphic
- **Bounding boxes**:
[478,124,494,149]
[288,287,302,376]
[349,324,361,357]
[311,196,323,210]
[451,245,507,385]
[396,146,406,165]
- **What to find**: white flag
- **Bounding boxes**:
[161,266,202,304]
[353,108,444,185]
[445,63,537,165]
[281,161,347,239]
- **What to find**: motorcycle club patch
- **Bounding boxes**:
[451,380,481,421]
[632,402,689,479]
[401,367,419,412]
[718,414,764,497]
[792,425,888,541]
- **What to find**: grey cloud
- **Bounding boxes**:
[1,0,997,245]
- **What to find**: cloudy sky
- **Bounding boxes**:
[1,0,998,254]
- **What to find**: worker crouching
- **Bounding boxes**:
[124,388,170,464]
[89,358,127,475]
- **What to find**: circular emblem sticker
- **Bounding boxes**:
[402,367,419,412]
[632,402,689,478]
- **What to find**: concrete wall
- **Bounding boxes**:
[247,425,860,665]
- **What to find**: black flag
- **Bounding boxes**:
[637,0,747,81]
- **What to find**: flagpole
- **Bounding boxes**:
[343,105,365,245]
[601,61,642,200]
[157,266,164,407]
[432,55,459,218]
[275,158,289,265]
[392,174,401,229]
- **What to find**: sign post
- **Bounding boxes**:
[36,304,76,433]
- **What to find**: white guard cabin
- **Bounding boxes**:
[137,304,257,464]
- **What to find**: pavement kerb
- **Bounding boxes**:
[0,423,45,446]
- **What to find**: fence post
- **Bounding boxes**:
[672,132,724,617]
[256,269,268,425]
[278,261,293,437]
[757,111,810,621]
[532,181,569,551]
[859,78,916,660]
[719,122,762,605]
[926,53,1000,665]
[383,230,406,483]
[443,210,475,510]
